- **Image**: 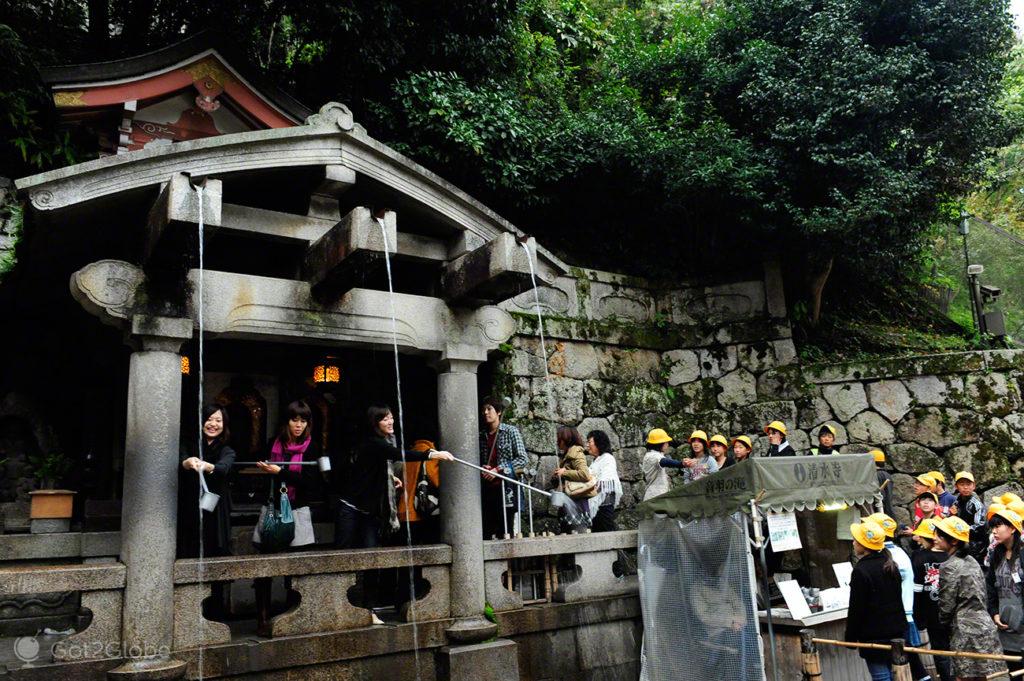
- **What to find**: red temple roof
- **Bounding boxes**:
[42,32,311,155]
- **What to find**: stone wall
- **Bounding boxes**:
[494,263,795,529]
[494,265,1024,529]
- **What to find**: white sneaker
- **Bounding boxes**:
[371,612,385,625]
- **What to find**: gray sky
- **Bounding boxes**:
[1015,0,1024,33]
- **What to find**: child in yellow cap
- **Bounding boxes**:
[987,506,1024,668]
[932,516,1006,679]
[951,471,986,564]
[846,520,906,679]
[908,518,953,681]
[731,435,753,463]
[707,434,733,469]
[763,421,794,457]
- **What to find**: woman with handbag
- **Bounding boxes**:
[550,426,595,531]
[252,400,325,636]
[335,405,454,623]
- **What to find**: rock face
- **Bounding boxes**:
[886,443,944,474]
[897,408,979,449]
[847,411,896,444]
[822,383,869,422]
[496,265,1024,531]
[867,380,912,424]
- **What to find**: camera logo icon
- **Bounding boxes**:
[13,635,41,664]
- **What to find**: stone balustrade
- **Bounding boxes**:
[0,562,125,662]
[171,544,452,647]
[483,530,638,612]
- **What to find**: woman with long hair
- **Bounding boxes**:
[178,404,236,558]
[252,400,325,636]
[550,425,592,531]
[986,507,1024,674]
[935,516,1007,680]
[845,520,907,681]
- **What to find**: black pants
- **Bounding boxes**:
[482,485,515,539]
[927,625,953,681]
[334,502,380,549]
[592,505,617,532]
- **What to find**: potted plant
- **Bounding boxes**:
[27,450,75,533]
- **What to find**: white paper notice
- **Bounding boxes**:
[777,579,812,620]
[833,562,854,588]
[767,512,802,552]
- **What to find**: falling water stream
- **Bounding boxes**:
[376,217,423,680]
[194,184,206,680]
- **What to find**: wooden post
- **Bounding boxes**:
[799,628,823,681]
[891,638,913,681]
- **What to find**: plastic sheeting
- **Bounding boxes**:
[638,514,764,681]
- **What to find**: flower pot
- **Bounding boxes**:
[29,490,75,533]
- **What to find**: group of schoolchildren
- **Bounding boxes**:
[847,472,1024,681]
[638,419,845,502]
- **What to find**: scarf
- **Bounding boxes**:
[270,436,311,502]
[588,453,623,519]
[383,435,401,532]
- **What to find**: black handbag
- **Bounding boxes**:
[414,462,440,517]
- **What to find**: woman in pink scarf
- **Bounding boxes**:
[252,400,325,636]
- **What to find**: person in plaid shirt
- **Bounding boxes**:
[480,395,528,538]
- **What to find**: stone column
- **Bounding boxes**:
[109,315,191,680]
[436,358,498,642]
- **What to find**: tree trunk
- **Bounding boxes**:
[87,0,110,57]
[807,255,833,327]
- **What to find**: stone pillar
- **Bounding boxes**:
[436,358,498,642]
[109,315,191,680]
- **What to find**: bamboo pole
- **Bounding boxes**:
[799,629,823,681]
[812,638,1022,663]
[987,669,1024,679]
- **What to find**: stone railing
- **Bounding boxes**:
[0,561,125,662]
[171,544,452,648]
[483,530,638,612]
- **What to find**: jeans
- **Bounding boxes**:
[866,661,893,681]
[334,502,380,549]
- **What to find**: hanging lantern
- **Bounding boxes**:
[181,356,191,375]
[313,357,340,384]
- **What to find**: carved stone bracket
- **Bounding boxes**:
[271,573,370,637]
[171,583,230,650]
[398,565,451,622]
[483,560,523,613]
[553,550,637,603]
[52,589,123,662]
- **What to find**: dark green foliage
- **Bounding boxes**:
[0,0,1016,307]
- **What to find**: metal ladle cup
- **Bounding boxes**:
[198,470,220,512]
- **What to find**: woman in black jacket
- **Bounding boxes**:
[845,519,907,681]
[334,404,454,550]
[178,404,236,558]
